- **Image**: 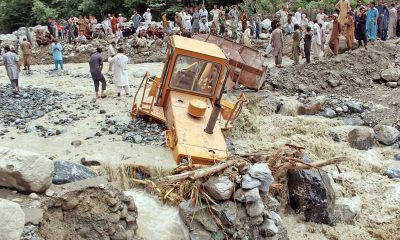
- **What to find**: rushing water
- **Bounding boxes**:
[125,190,189,240]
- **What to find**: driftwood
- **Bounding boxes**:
[163,160,238,183]
[293,157,347,170]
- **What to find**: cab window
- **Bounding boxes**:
[170,55,221,96]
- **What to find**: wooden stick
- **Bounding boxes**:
[163,160,237,183]
[284,157,348,170]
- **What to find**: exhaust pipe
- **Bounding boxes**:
[204,103,221,134]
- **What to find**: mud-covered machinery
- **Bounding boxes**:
[193,34,268,91]
[132,35,246,165]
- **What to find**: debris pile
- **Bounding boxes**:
[0,84,82,129]
[267,40,400,94]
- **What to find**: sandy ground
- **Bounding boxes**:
[0,61,399,240]
[0,62,177,170]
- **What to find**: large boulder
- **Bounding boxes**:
[202,176,234,201]
[287,168,336,225]
[0,146,54,193]
[381,68,400,82]
[373,125,400,146]
[52,160,97,185]
[348,127,375,150]
[0,199,25,240]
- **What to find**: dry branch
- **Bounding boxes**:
[163,160,237,183]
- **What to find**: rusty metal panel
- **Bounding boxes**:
[193,34,267,90]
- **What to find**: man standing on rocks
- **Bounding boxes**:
[329,14,341,56]
[90,48,107,98]
[270,23,284,68]
[367,2,379,42]
[292,24,301,65]
[3,45,20,93]
[131,11,142,31]
[109,48,130,97]
[20,38,32,70]
[51,39,64,70]
[107,42,116,73]
[143,9,152,26]
[345,12,355,50]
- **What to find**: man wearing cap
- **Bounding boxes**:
[329,13,341,56]
[143,9,152,26]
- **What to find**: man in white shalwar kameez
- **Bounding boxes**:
[243,27,252,47]
[199,6,209,33]
[143,9,152,26]
[312,21,322,60]
[109,48,130,96]
[295,8,302,26]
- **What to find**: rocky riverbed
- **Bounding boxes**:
[0,49,399,240]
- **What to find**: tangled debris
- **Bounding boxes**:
[103,145,347,239]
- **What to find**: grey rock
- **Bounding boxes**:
[80,157,101,166]
[203,176,234,201]
[384,168,400,178]
[342,105,349,112]
[22,208,43,225]
[71,140,82,148]
[0,146,54,193]
[215,201,237,226]
[394,153,400,161]
[326,77,340,87]
[0,199,25,240]
[348,127,375,150]
[99,109,106,114]
[373,125,400,146]
[343,117,365,126]
[323,108,337,118]
[29,193,39,200]
[259,219,279,237]
[234,188,261,203]
[298,84,310,93]
[265,210,282,226]
[334,197,362,224]
[246,199,265,217]
[387,82,398,88]
[287,168,336,225]
[262,195,281,212]
[248,163,274,192]
[134,135,143,144]
[52,160,97,185]
[345,102,363,113]
[381,68,400,82]
[241,174,261,189]
[189,229,212,240]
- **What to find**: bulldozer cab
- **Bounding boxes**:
[156,35,229,107]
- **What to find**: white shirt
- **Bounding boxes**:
[143,12,152,23]
[210,9,220,22]
[316,13,327,25]
[109,53,129,86]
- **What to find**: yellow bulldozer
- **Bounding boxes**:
[132,35,247,165]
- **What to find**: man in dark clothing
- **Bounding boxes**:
[304,26,312,63]
[270,15,279,33]
[89,48,107,98]
[356,6,368,47]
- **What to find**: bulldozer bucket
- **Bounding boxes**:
[193,34,267,91]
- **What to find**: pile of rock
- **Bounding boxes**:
[39,177,140,240]
[0,84,82,130]
[100,117,165,146]
[179,163,288,239]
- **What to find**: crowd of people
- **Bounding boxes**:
[3,1,400,95]
[268,0,400,67]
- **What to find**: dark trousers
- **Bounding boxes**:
[92,74,106,92]
[10,79,19,89]
[305,52,311,63]
[219,25,225,35]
